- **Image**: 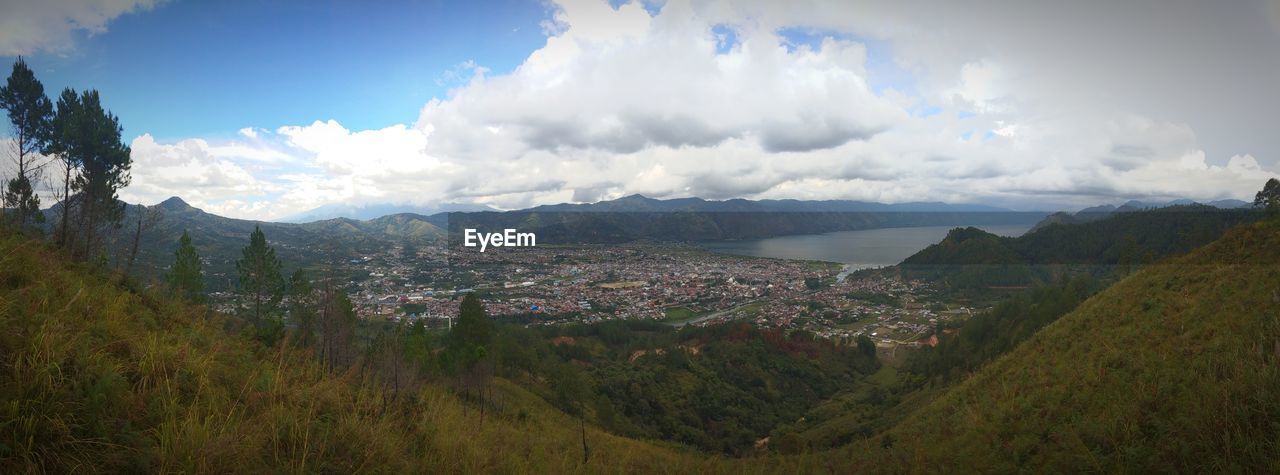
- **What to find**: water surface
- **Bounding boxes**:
[701,224,1034,271]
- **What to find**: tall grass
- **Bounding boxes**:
[0,233,727,473]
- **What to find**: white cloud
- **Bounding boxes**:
[114,0,1279,219]
[121,134,279,216]
[0,0,166,55]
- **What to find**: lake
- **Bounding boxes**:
[701,223,1035,271]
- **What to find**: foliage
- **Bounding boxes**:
[831,220,1280,471]
[0,232,725,473]
[0,57,53,228]
[903,275,1098,382]
[236,225,284,328]
[901,206,1260,294]
[48,88,132,260]
[166,230,204,303]
[1255,177,1280,213]
[287,269,317,347]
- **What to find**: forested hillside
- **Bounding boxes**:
[900,205,1260,293]
[835,219,1280,471]
[46,197,445,289]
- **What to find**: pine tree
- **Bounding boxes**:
[453,292,493,359]
[49,88,81,250]
[236,225,283,327]
[0,57,54,228]
[318,275,356,370]
[167,230,204,303]
[1255,178,1280,214]
[47,88,131,259]
[288,269,317,347]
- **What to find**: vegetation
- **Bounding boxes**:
[166,230,204,303]
[1256,177,1280,213]
[904,275,1100,383]
[662,305,699,322]
[76,196,443,292]
[901,205,1260,294]
[236,225,284,331]
[287,269,318,347]
[0,57,52,229]
[833,219,1280,471]
[0,232,724,473]
[5,211,1280,472]
[48,87,133,261]
[492,321,883,455]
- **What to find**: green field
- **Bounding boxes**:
[662,305,701,322]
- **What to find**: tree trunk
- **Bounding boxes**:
[121,212,143,281]
[580,414,590,463]
[59,162,71,249]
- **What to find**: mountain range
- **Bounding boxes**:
[1030,198,1253,232]
[29,193,1257,286]
[278,201,496,223]
[522,194,1013,213]
[39,197,447,290]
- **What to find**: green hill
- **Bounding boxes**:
[901,205,1261,293]
[836,219,1280,471]
[66,197,445,290]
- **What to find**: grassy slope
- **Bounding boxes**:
[0,233,716,473]
[832,220,1280,472]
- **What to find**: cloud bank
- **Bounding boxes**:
[109,0,1276,220]
[0,0,165,55]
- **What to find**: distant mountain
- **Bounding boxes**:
[1030,198,1253,233]
[854,219,1280,470]
[440,194,1040,244]
[1083,198,1251,214]
[279,202,496,222]
[42,196,444,290]
[902,204,1262,293]
[524,194,1011,213]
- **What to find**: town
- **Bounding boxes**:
[248,239,982,350]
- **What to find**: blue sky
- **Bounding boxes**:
[0,0,1276,219]
[6,0,550,140]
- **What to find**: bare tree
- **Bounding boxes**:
[118,204,164,282]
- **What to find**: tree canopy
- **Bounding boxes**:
[167,230,204,303]
[236,225,284,326]
[1255,178,1280,213]
[0,57,53,228]
[47,87,132,259]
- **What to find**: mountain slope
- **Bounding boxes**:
[901,205,1261,292]
[279,202,494,222]
[45,197,444,289]
[0,232,719,473]
[841,220,1280,471]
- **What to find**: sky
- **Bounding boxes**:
[1,0,1278,220]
